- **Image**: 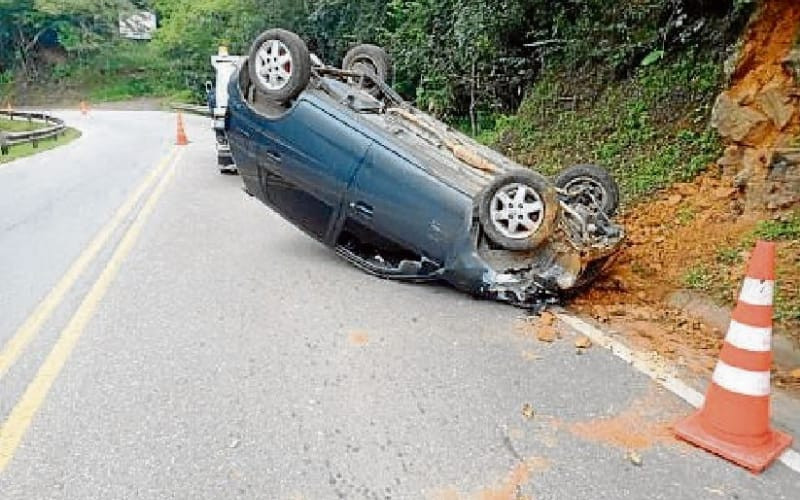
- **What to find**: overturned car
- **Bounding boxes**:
[225,29,625,307]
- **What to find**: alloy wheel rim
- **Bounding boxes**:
[489,183,545,239]
[255,39,293,91]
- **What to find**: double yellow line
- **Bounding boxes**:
[0,147,183,472]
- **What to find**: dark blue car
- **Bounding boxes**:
[225,29,625,307]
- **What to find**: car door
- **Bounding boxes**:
[256,100,371,242]
[345,143,472,263]
[226,84,258,177]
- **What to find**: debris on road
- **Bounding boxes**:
[515,312,561,344]
[561,389,679,452]
[531,311,559,343]
[574,335,592,349]
[536,327,557,343]
[429,457,549,500]
[348,330,369,346]
[626,450,643,466]
[521,403,535,420]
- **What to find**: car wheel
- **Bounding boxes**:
[342,44,392,97]
[478,169,559,251]
[248,29,311,104]
[554,164,620,217]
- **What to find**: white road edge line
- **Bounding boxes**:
[554,310,800,475]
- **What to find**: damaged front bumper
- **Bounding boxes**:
[440,205,625,309]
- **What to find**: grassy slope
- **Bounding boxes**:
[0,126,81,164]
[683,213,800,331]
[478,53,722,205]
[0,117,45,132]
[4,41,194,105]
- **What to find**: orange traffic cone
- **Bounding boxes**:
[674,240,792,472]
[176,112,189,146]
[79,101,89,115]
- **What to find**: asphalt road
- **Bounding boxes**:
[0,110,798,499]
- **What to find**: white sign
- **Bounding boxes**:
[119,11,157,40]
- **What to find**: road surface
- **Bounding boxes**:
[0,110,797,499]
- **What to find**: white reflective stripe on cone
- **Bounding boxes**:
[712,360,771,397]
[725,320,772,352]
[739,277,774,306]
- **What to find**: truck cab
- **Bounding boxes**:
[208,46,244,173]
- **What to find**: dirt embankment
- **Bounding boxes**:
[573,0,800,389]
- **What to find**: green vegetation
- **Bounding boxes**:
[0,1,754,200]
[752,213,800,242]
[684,211,800,333]
[0,117,45,132]
[0,127,81,164]
[478,55,724,202]
[683,265,713,292]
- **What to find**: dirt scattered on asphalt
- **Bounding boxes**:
[516,312,559,343]
[559,388,681,452]
[428,458,550,500]
[574,335,592,350]
[347,330,369,346]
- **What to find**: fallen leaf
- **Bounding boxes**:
[574,336,592,349]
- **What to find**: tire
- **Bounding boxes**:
[554,164,620,217]
[478,168,559,251]
[342,44,392,97]
[248,29,311,104]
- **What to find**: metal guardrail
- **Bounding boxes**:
[170,103,211,117]
[0,110,67,155]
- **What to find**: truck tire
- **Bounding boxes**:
[248,29,311,104]
[478,169,559,251]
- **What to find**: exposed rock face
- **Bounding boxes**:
[711,93,769,144]
[767,150,800,209]
[711,0,800,212]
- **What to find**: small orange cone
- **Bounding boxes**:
[176,112,189,146]
[4,101,12,113]
[674,240,792,473]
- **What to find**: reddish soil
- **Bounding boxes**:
[559,388,682,452]
[347,330,369,346]
[570,1,800,392]
[572,169,799,390]
[429,458,550,500]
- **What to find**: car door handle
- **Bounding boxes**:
[240,129,251,138]
[266,150,281,163]
[351,201,373,218]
